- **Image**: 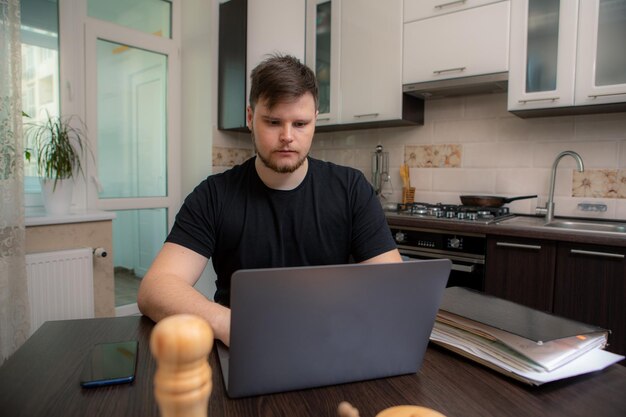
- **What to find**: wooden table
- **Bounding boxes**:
[1,316,625,417]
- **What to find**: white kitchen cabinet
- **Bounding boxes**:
[508,0,579,113]
[402,1,510,85]
[247,0,306,97]
[306,0,422,130]
[574,0,626,107]
[339,0,404,125]
[305,0,341,126]
[218,0,305,131]
[404,0,504,22]
[508,0,626,116]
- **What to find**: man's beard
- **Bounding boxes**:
[253,135,308,174]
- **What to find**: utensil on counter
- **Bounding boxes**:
[400,164,415,204]
[459,194,537,208]
[400,164,409,189]
[372,145,390,196]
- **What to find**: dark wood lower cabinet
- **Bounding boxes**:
[485,236,556,312]
[553,243,626,357]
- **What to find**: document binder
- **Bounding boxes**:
[430,287,624,385]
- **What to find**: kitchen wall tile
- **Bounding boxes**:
[462,143,496,168]
[572,169,621,198]
[496,115,531,142]
[618,170,626,198]
[495,168,546,195]
[376,125,433,146]
[464,93,510,119]
[526,116,575,142]
[408,168,432,191]
[212,127,250,148]
[405,144,462,168]
[426,97,464,120]
[575,112,626,141]
[432,168,496,193]
[533,141,619,169]
[433,119,498,143]
[463,142,533,169]
[554,197,617,219]
[212,146,253,167]
[619,141,626,169]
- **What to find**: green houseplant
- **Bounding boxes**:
[25,112,91,214]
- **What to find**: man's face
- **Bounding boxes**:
[247,92,317,174]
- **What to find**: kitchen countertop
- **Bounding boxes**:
[386,214,626,248]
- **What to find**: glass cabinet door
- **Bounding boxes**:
[575,0,626,105]
[305,0,340,125]
[507,0,579,112]
[525,0,560,93]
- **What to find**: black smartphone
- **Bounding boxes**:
[80,340,138,388]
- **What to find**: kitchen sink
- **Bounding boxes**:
[545,219,626,233]
[497,216,626,235]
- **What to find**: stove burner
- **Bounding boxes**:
[391,202,512,224]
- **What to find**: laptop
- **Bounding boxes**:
[217,259,451,398]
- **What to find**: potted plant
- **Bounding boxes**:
[25,111,91,215]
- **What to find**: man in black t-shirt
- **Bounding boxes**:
[137,54,401,346]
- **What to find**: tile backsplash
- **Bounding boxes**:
[213,93,626,220]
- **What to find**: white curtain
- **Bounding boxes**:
[0,0,30,364]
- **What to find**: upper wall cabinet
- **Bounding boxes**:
[218,0,305,131]
[305,0,341,127]
[508,0,626,117]
[306,0,423,131]
[404,0,504,21]
[575,0,626,108]
[338,0,422,128]
[402,1,510,96]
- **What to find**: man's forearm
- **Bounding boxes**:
[137,274,231,346]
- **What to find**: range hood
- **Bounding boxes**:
[403,72,508,100]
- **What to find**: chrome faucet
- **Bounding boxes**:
[537,151,584,223]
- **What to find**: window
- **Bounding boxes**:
[20,0,61,199]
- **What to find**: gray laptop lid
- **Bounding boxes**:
[217,259,451,398]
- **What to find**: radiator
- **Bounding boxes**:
[26,248,95,335]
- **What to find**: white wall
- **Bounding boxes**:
[181,0,219,299]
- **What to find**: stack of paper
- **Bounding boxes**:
[430,287,625,385]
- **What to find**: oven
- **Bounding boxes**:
[389,226,486,291]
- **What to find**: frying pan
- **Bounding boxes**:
[460,194,537,208]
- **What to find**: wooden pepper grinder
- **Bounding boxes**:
[150,314,214,417]
[338,402,446,417]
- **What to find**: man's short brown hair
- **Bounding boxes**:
[249,54,318,111]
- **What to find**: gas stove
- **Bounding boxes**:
[385,202,514,224]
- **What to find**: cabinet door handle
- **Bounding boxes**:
[588,92,626,98]
[571,249,624,259]
[354,113,379,118]
[518,97,560,103]
[435,0,466,9]
[433,66,466,75]
[451,263,475,273]
[316,117,331,121]
[496,242,541,250]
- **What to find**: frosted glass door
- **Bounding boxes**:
[507,0,579,111]
[576,0,626,105]
[525,0,560,93]
[306,0,340,125]
[85,2,181,315]
[97,41,167,199]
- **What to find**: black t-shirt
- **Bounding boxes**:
[166,156,397,306]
